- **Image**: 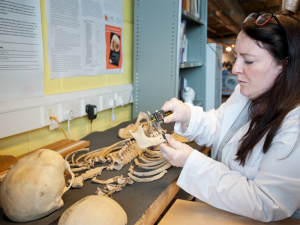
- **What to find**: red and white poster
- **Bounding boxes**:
[105,25,123,69]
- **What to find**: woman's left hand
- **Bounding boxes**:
[159,134,194,167]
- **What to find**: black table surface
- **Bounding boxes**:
[0,120,203,225]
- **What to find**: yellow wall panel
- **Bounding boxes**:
[43,52,62,95]
[0,133,29,157]
[113,106,125,126]
[107,62,133,86]
[122,104,133,121]
[40,0,47,51]
[68,117,89,140]
[61,75,108,93]
[123,0,134,23]
[28,126,66,151]
[92,110,109,132]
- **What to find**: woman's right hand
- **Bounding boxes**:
[161,98,191,125]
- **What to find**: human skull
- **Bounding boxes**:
[0,149,74,222]
[58,195,127,225]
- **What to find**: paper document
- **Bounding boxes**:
[45,0,124,79]
[0,0,44,102]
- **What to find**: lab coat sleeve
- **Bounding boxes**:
[177,119,300,222]
[174,101,227,147]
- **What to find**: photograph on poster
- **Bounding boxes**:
[109,32,121,66]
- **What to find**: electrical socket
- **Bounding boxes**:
[64,109,74,120]
[61,100,81,121]
[43,104,58,126]
[116,92,124,106]
[101,93,115,110]
[83,96,100,114]
[119,90,132,106]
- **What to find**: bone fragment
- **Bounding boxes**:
[65,148,89,162]
[71,153,76,164]
[105,184,123,192]
[134,158,166,166]
[139,153,164,162]
[139,154,164,162]
[92,177,115,184]
[95,187,107,196]
[70,163,88,168]
[118,111,154,139]
[71,166,89,173]
[129,125,166,149]
[72,176,84,188]
[134,159,170,170]
[129,163,172,176]
[128,170,168,182]
[81,166,106,180]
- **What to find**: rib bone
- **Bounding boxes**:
[128,170,168,182]
[128,163,172,176]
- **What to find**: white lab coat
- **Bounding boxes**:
[174,85,300,222]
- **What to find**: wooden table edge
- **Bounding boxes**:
[134,179,180,225]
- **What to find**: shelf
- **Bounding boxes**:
[222,90,234,96]
[182,9,204,24]
[180,62,203,69]
[133,0,207,118]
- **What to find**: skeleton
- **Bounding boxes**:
[0,149,74,222]
[58,195,128,225]
[68,113,174,194]
[70,140,144,189]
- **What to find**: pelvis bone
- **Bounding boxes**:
[129,125,166,149]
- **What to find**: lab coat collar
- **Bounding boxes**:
[212,85,249,160]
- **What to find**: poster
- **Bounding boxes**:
[106,25,122,69]
[0,0,44,102]
[45,0,124,79]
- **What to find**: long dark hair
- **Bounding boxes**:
[235,10,300,166]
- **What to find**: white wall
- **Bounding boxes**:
[222,52,235,64]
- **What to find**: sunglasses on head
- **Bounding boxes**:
[244,13,285,31]
[243,13,289,50]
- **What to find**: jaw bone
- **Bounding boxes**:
[129,125,166,149]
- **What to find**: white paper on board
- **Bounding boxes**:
[45,0,124,79]
[0,0,44,102]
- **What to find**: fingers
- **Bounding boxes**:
[161,101,174,112]
[159,143,169,158]
[159,142,178,163]
[161,98,183,123]
[164,114,176,123]
[161,101,174,123]
[166,134,183,150]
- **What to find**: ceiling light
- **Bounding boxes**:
[226,47,232,52]
[232,44,235,47]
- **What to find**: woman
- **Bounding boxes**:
[159,10,300,222]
